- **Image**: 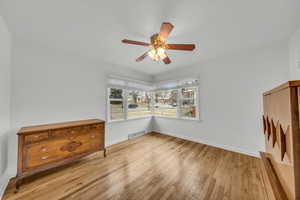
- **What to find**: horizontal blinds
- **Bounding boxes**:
[154,78,199,90]
[127,82,154,91]
[107,76,199,91]
[108,78,127,89]
[107,77,153,91]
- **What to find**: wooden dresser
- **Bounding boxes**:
[261,81,300,200]
[16,119,106,192]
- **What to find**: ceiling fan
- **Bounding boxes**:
[122,22,196,64]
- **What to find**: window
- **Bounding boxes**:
[180,87,198,119]
[154,87,198,119]
[154,90,178,117]
[107,77,199,122]
[128,90,151,118]
[108,88,125,121]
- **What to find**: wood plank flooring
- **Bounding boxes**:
[3,133,268,200]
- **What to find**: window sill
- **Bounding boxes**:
[108,116,153,124]
[107,115,202,124]
[154,115,202,122]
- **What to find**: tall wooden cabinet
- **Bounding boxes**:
[262,81,300,200]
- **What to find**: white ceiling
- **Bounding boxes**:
[1,0,300,75]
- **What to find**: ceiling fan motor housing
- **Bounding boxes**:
[150,34,165,49]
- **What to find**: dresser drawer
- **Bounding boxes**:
[89,132,104,150]
[25,139,70,168]
[25,132,49,144]
[92,123,104,131]
[24,132,103,169]
[51,124,103,139]
[52,127,82,139]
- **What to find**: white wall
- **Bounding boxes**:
[5,39,153,178]
[289,27,300,80]
[0,15,11,199]
[0,29,292,199]
[153,41,289,157]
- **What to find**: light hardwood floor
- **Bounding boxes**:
[3,133,268,200]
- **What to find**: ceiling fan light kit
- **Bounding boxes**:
[122,22,196,65]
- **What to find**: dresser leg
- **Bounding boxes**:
[14,179,22,193]
[104,148,107,157]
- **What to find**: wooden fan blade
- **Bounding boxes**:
[136,51,149,62]
[122,39,150,46]
[165,44,196,51]
[159,22,174,42]
[159,52,171,64]
[162,56,171,64]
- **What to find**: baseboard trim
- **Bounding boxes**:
[154,131,259,158]
[108,132,153,147]
[108,137,129,147]
[0,170,12,200]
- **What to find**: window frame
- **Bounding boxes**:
[107,87,126,122]
[127,89,152,120]
[107,87,153,123]
[107,78,200,123]
[153,89,179,119]
[153,87,200,120]
[178,87,199,120]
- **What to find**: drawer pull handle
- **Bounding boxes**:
[41,156,49,160]
[34,135,40,138]
[41,147,48,152]
[90,135,95,139]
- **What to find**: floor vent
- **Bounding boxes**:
[128,130,147,140]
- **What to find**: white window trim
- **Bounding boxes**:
[107,77,201,123]
[153,87,200,121]
[107,87,126,122]
[126,90,152,120]
[108,87,153,123]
